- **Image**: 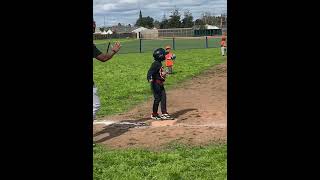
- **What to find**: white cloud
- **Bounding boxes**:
[93,0,227,27]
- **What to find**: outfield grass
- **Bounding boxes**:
[93,45,227,180]
[93,144,227,180]
[94,37,222,54]
[93,48,226,117]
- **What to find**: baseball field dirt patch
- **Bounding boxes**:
[94,62,227,150]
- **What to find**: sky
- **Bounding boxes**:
[93,0,227,27]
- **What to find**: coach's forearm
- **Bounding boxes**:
[105,50,117,60]
[98,50,117,62]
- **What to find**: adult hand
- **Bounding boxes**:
[111,41,121,53]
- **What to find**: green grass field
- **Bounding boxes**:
[95,37,222,54]
[93,47,226,117]
[93,45,227,180]
[94,144,227,180]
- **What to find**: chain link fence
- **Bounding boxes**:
[95,36,226,54]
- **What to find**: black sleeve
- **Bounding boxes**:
[93,44,102,58]
[147,61,160,82]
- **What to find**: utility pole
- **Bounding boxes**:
[220,14,223,28]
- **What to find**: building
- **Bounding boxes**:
[194,24,222,36]
[132,27,148,39]
[94,26,102,34]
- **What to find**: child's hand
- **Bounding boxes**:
[161,71,167,78]
[149,79,153,83]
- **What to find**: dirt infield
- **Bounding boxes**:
[93,62,227,149]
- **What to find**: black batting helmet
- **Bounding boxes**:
[153,48,166,61]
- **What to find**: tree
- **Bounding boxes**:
[160,19,169,29]
[118,23,122,27]
[99,27,105,32]
[143,16,154,28]
[168,8,181,28]
[153,20,160,29]
[135,10,154,28]
[201,12,211,24]
[181,10,194,28]
[194,19,205,29]
[135,19,142,27]
[194,19,204,26]
[139,10,142,20]
[220,14,227,28]
[160,14,169,29]
[135,10,143,26]
[201,12,221,26]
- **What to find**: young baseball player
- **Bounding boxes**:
[221,32,227,56]
[147,48,174,120]
[164,45,176,74]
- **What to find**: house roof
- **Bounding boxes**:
[132,27,148,33]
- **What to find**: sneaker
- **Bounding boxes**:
[151,114,162,120]
[160,114,174,120]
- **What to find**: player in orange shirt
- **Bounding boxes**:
[221,32,227,56]
[164,45,176,74]
[221,32,227,41]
